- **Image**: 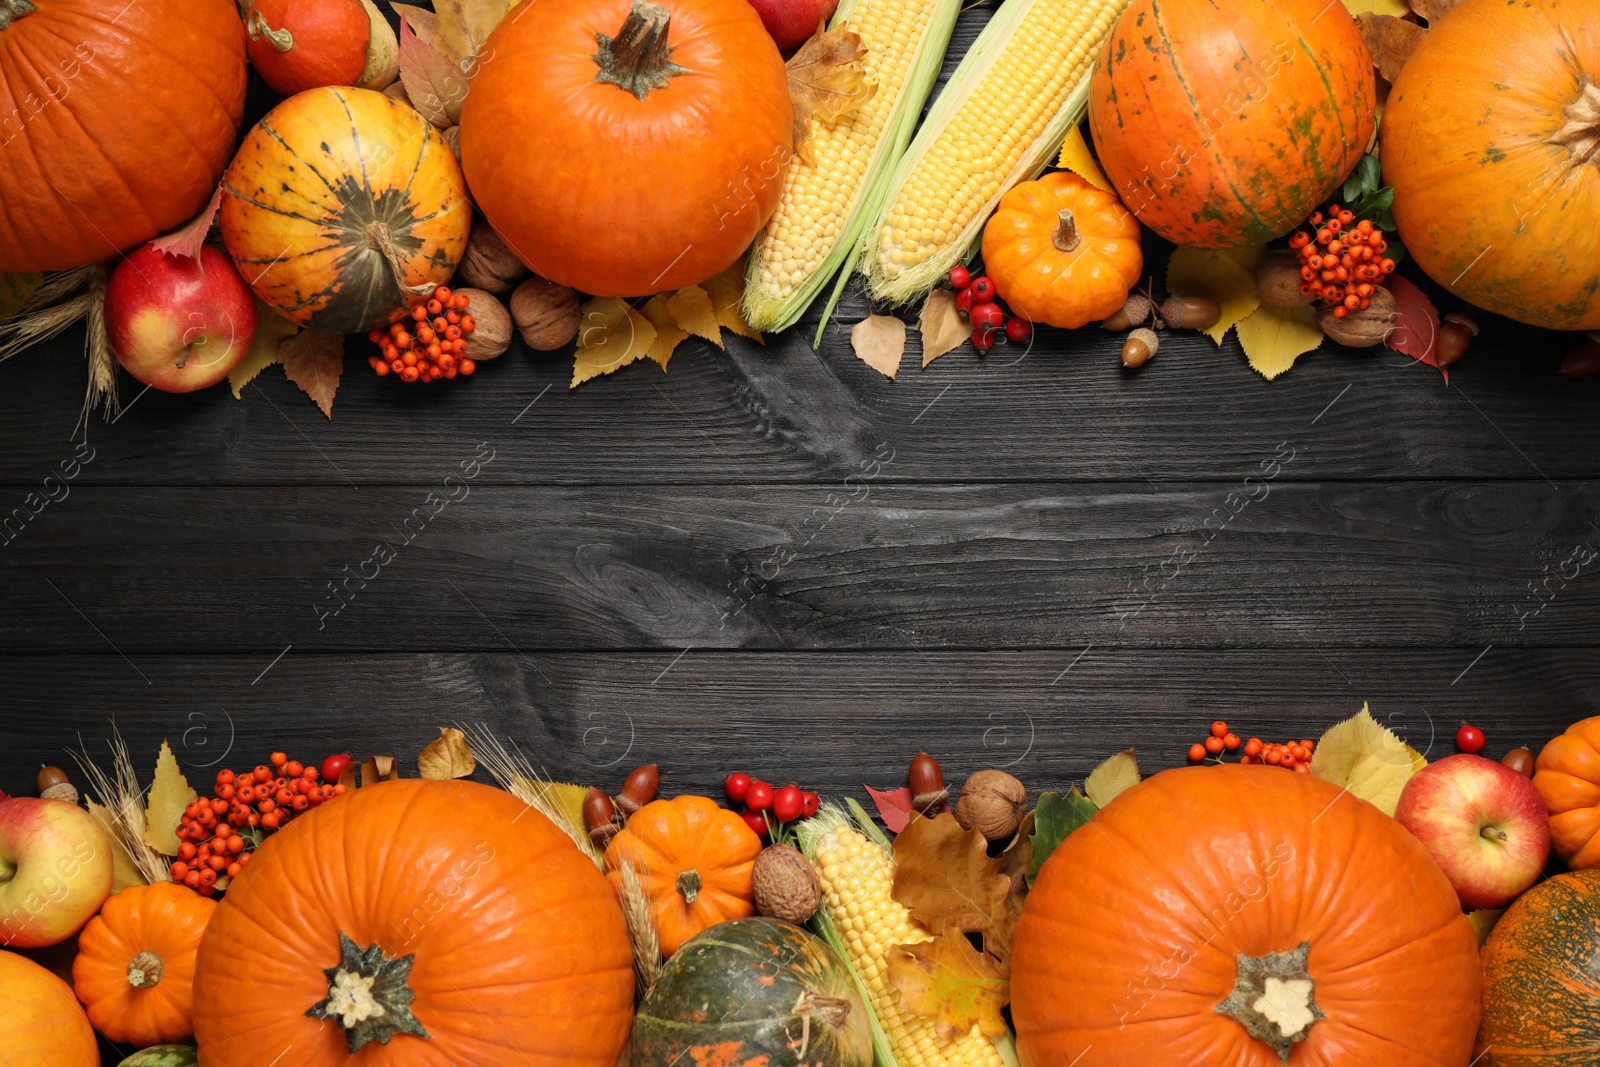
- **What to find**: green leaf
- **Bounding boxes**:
[1341,174,1364,206]
[1026,789,1097,886]
[0,273,42,324]
[1373,208,1398,232]
[1358,155,1382,193]
[1385,235,1407,268]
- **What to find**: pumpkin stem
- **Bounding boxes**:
[675,869,702,904]
[593,0,690,101]
[0,0,35,30]
[126,950,163,989]
[1215,942,1324,1062]
[307,932,430,1054]
[1052,209,1081,254]
[1550,81,1600,168]
[792,991,852,1059]
[365,222,437,300]
[246,9,296,53]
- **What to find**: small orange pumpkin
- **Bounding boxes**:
[72,881,216,1047]
[220,86,470,334]
[981,172,1143,329]
[244,0,398,98]
[604,795,762,957]
[1534,716,1600,867]
[0,949,98,1066]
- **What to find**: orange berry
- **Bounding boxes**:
[1244,738,1263,757]
[1381,259,1396,273]
[1223,733,1241,751]
[410,305,428,322]
[434,286,452,302]
[1264,749,1282,765]
[226,862,242,878]
[1344,294,1361,310]
[460,359,476,375]
[426,298,443,315]
[184,870,202,888]
[1309,211,1324,225]
[1204,736,1225,755]
[1188,743,1207,763]
[454,292,471,308]
[1316,229,1332,244]
[1338,210,1353,224]
[1333,306,1349,319]
[1359,298,1371,310]
[374,361,390,376]
[1210,721,1228,738]
[446,309,462,324]
[1294,762,1311,774]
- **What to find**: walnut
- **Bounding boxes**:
[382,81,412,107]
[1318,285,1399,348]
[1256,248,1314,308]
[752,844,821,924]
[457,221,525,295]
[510,276,580,351]
[451,288,512,361]
[954,770,1028,842]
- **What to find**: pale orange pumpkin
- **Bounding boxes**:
[0,948,98,1066]
[603,794,762,957]
[73,881,216,1047]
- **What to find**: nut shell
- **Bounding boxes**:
[752,843,822,924]
[457,221,526,295]
[453,288,512,361]
[511,276,581,351]
[1318,286,1398,348]
[1256,248,1314,308]
[953,769,1028,842]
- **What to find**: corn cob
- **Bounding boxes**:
[862,0,1131,306]
[797,801,1018,1067]
[743,0,963,339]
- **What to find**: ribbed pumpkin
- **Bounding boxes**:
[0,948,98,1066]
[73,882,216,1047]
[1533,715,1600,867]
[115,1047,200,1067]
[1012,766,1481,1066]
[1087,0,1376,249]
[459,0,793,296]
[1382,0,1600,331]
[220,87,470,334]
[0,0,246,271]
[192,779,634,1067]
[1476,869,1600,1064]
[632,918,873,1067]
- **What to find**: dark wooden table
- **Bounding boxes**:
[4,3,1597,854]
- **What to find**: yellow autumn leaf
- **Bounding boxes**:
[0,273,42,324]
[143,740,197,856]
[887,931,1010,1041]
[231,300,299,399]
[1311,702,1427,817]
[1166,244,1266,344]
[522,779,594,851]
[431,0,515,66]
[1084,748,1140,807]
[418,726,477,779]
[572,297,657,388]
[852,313,905,379]
[667,285,722,348]
[87,798,150,894]
[1342,0,1411,16]
[1235,303,1324,381]
[918,289,968,367]
[639,294,689,370]
[703,257,763,343]
[1057,125,1113,194]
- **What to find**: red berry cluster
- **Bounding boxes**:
[725,772,819,840]
[948,266,1033,354]
[171,751,347,894]
[366,286,478,383]
[1186,721,1315,774]
[1286,206,1397,317]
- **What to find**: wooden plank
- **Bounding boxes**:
[2,481,1596,652]
[1,649,1586,801]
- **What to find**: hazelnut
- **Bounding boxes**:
[456,221,525,295]
[511,276,581,351]
[1318,286,1398,348]
[953,769,1028,842]
[752,844,822,924]
[1102,293,1152,331]
[441,125,461,161]
[1121,327,1159,369]
[452,288,512,361]
[1256,248,1314,308]
[1159,295,1222,330]
[382,81,412,107]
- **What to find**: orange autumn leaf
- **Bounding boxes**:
[851,313,905,379]
[788,23,877,165]
[1357,13,1428,84]
[887,931,1010,1040]
[892,812,1010,939]
[277,329,344,419]
[150,185,222,262]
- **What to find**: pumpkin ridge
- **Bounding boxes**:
[331,87,375,192]
[254,119,344,200]
[221,181,329,225]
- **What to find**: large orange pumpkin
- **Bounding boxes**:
[192,779,634,1066]
[1382,0,1600,331]
[1012,766,1481,1066]
[73,881,215,1047]
[459,0,793,296]
[1087,0,1376,249]
[1532,715,1600,867]
[0,948,98,1066]
[220,87,470,334]
[0,0,246,271]
[603,794,762,958]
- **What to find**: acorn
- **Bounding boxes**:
[1560,335,1600,377]
[1121,327,1159,369]
[908,751,948,817]
[1102,293,1153,331]
[953,769,1028,842]
[1159,295,1222,331]
[36,765,77,805]
[583,787,620,850]
[616,764,660,817]
[1501,747,1535,779]
[1437,312,1479,367]
[752,843,822,924]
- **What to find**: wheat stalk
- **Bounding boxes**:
[80,262,117,429]
[0,289,93,363]
[26,266,94,311]
[460,724,601,864]
[616,858,663,999]
[70,726,171,885]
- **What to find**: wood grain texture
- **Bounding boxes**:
[1,481,1596,652]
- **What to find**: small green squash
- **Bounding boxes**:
[1476,869,1600,1064]
[116,1047,199,1067]
[632,917,872,1067]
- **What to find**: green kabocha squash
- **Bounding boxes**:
[1476,869,1600,1064]
[116,1047,200,1067]
[632,917,872,1067]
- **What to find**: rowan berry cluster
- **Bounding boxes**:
[366,286,478,382]
[1287,206,1397,318]
[1186,721,1315,774]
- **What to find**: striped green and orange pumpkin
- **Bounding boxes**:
[1476,869,1600,1064]
[632,917,873,1067]
[220,87,470,334]
[1086,0,1376,249]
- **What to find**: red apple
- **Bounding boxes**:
[0,797,113,949]
[745,0,837,51]
[106,243,258,393]
[1394,753,1550,909]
